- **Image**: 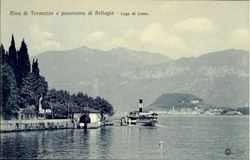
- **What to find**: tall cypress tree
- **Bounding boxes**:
[8,35,17,73]
[32,59,40,76]
[17,39,31,87]
[1,44,6,64]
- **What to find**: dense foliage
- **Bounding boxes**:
[2,63,20,119]
[1,35,114,120]
[42,89,114,119]
[150,93,204,109]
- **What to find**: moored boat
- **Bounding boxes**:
[121,99,158,126]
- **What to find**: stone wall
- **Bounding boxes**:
[0,119,76,132]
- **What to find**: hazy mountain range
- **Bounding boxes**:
[34,47,249,112]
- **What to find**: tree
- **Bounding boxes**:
[94,96,114,116]
[20,73,48,109]
[8,35,18,74]
[41,89,114,118]
[52,102,67,118]
[42,89,71,118]
[1,44,7,64]
[36,76,48,98]
[17,39,31,87]
[2,63,20,119]
[32,59,40,76]
[1,36,50,120]
[41,88,57,118]
[67,101,78,118]
[0,44,4,110]
[19,73,37,108]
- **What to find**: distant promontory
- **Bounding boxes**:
[147,93,248,115]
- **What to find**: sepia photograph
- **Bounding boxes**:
[1,0,249,159]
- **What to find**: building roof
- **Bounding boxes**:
[83,107,100,113]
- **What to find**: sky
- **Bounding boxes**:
[1,0,249,59]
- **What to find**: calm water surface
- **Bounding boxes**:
[1,115,249,159]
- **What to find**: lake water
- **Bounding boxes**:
[1,115,249,159]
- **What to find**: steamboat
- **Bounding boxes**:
[121,99,158,126]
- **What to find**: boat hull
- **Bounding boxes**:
[136,120,157,126]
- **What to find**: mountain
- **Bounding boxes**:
[109,47,171,65]
[34,48,249,112]
[114,49,249,110]
[34,46,171,107]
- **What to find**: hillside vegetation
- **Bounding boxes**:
[148,93,204,110]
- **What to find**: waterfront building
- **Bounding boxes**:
[73,108,101,129]
[191,100,200,104]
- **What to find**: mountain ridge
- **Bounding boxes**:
[33,46,249,112]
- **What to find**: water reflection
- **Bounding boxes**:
[78,129,90,159]
[1,132,39,159]
[1,116,249,159]
[96,127,113,159]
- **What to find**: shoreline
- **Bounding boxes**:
[0,119,76,133]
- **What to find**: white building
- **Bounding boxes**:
[73,108,101,129]
[191,100,200,104]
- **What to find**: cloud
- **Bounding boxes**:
[139,23,193,59]
[173,17,217,32]
[82,31,108,50]
[28,24,61,54]
[230,28,249,50]
[140,23,168,44]
[29,24,52,39]
[123,29,139,39]
[111,38,125,47]
[41,40,61,50]
[83,31,128,50]
[140,23,187,48]
[86,31,105,41]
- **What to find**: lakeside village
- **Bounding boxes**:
[150,106,248,116]
[151,100,248,115]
